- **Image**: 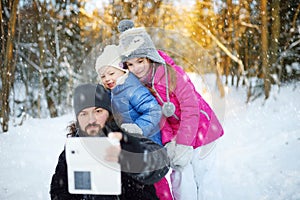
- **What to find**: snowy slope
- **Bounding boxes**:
[0,75,299,200]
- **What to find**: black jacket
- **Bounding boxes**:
[50,122,169,200]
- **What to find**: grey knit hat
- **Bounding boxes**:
[73,83,111,117]
[117,19,165,65]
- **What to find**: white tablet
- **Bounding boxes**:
[65,137,121,195]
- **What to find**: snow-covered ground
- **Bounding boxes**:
[0,74,299,200]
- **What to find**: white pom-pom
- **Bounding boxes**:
[118,19,134,33]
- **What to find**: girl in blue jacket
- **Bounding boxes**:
[95,44,162,145]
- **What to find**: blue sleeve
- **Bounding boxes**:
[130,85,162,137]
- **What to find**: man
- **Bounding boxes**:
[50,83,170,200]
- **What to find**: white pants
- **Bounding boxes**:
[170,142,222,200]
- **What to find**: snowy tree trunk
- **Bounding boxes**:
[225,0,233,86]
[216,52,225,98]
[261,0,271,99]
[0,0,19,132]
[270,0,280,83]
[33,0,58,118]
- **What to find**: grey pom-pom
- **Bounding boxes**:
[118,19,134,33]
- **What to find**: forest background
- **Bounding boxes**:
[1,0,299,132]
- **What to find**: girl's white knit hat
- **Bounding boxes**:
[95,44,127,75]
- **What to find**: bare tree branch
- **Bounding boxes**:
[195,21,248,87]
[240,21,260,31]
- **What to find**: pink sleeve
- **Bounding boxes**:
[173,67,200,146]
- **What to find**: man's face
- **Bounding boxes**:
[77,107,109,137]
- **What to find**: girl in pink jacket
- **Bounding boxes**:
[117,20,224,200]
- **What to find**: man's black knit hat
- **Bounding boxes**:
[73,83,111,117]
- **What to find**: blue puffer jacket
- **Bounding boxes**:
[110,72,162,145]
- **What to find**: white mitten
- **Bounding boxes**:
[121,123,143,135]
[165,141,193,171]
[165,141,176,159]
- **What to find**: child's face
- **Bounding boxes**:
[125,57,151,80]
[100,66,125,89]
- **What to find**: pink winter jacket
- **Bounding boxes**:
[153,50,224,148]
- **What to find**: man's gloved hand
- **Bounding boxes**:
[165,141,193,171]
[121,123,143,135]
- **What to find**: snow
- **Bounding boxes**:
[1,74,300,200]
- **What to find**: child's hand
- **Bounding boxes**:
[165,141,193,171]
[121,123,143,135]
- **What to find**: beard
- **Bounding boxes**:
[78,123,106,137]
